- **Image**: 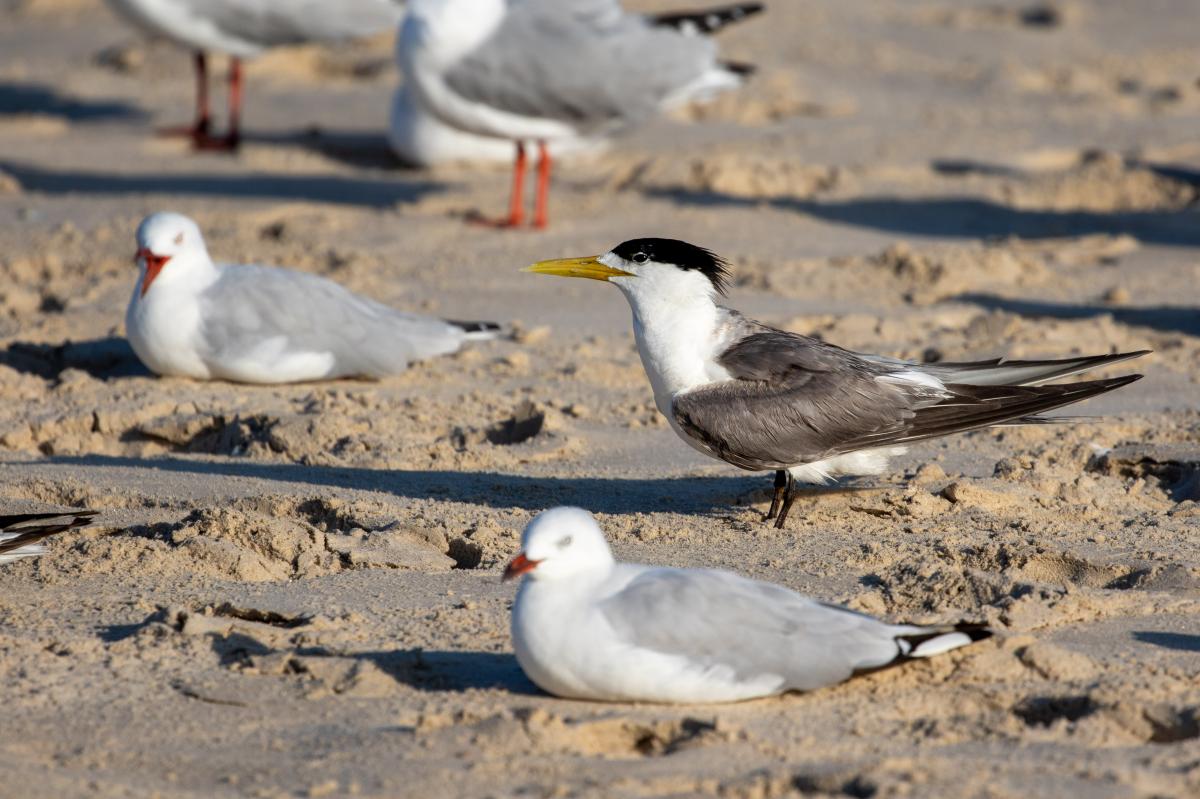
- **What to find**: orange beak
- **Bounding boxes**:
[136,247,171,297]
[502,552,541,582]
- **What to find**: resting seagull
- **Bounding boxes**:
[104,0,407,150]
[1,511,97,565]
[527,239,1149,527]
[506,507,991,704]
[388,3,761,167]
[398,0,760,227]
[126,212,499,383]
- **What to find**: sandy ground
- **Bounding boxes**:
[1,0,1199,796]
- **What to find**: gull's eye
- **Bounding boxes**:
[631,252,648,264]
[556,535,573,550]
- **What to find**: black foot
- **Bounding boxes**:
[773,473,797,529]
[764,470,788,520]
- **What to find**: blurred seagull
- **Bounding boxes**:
[1,511,97,565]
[505,507,991,703]
[126,212,499,383]
[398,0,762,227]
[527,239,1149,527]
[389,2,762,167]
[104,0,407,150]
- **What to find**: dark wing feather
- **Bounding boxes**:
[0,511,97,556]
[673,329,1144,471]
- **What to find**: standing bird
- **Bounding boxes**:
[104,0,407,150]
[388,2,763,167]
[527,239,1149,527]
[1,511,97,565]
[126,212,499,383]
[506,507,991,704]
[398,0,761,228]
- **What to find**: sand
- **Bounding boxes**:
[1,0,1198,796]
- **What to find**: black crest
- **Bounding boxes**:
[610,238,730,294]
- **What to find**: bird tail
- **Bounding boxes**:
[446,320,503,341]
[923,350,1150,387]
[0,510,97,564]
[649,3,765,36]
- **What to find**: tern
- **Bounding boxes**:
[105,0,407,150]
[126,212,499,383]
[389,2,762,168]
[527,239,1149,527]
[505,507,991,704]
[398,0,761,228]
[1,511,97,565]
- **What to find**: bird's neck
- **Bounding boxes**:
[622,289,733,410]
[136,253,220,306]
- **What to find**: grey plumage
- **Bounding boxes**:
[672,316,1147,473]
[0,511,97,564]
[196,265,480,380]
[599,565,990,691]
[443,0,725,130]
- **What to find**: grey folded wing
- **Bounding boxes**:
[204,0,404,45]
[198,265,464,379]
[444,0,719,129]
[598,567,905,691]
[672,329,1142,470]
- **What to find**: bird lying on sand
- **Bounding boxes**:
[1,511,97,565]
[398,0,762,227]
[527,239,1149,527]
[105,0,407,150]
[388,2,763,168]
[505,507,991,703]
[126,212,499,383]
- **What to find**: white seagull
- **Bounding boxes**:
[388,2,762,168]
[104,0,407,150]
[398,0,761,227]
[505,507,991,704]
[125,212,499,384]
[1,511,97,565]
[527,239,1149,527]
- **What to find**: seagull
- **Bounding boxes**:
[526,239,1149,527]
[125,212,499,383]
[104,0,407,150]
[1,511,97,565]
[398,0,762,227]
[388,2,762,168]
[505,507,991,704]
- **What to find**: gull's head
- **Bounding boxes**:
[133,212,208,298]
[525,238,730,305]
[503,507,615,583]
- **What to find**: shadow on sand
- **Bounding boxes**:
[0,159,446,208]
[1,336,149,380]
[1132,631,1200,653]
[953,294,1200,337]
[0,81,144,122]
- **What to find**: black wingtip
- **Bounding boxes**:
[721,60,758,78]
[447,320,502,334]
[951,622,994,643]
[650,3,766,36]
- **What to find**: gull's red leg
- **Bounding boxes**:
[158,52,211,141]
[533,140,551,229]
[194,57,242,152]
[468,142,527,228]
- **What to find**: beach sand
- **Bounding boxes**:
[1,1,1198,796]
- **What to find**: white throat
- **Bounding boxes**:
[612,272,733,413]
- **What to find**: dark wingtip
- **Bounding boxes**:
[447,320,502,334]
[953,623,994,643]
[721,60,758,78]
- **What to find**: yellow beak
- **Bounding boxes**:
[523,256,633,282]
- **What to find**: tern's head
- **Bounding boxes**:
[525,238,730,305]
[503,507,615,583]
[133,212,209,298]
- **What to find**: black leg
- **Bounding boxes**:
[765,470,788,520]
[773,473,798,529]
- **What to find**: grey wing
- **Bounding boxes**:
[198,265,464,379]
[444,0,719,128]
[674,329,1144,470]
[204,0,404,45]
[599,568,907,692]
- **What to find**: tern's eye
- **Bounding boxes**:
[556,535,573,550]
[631,252,648,264]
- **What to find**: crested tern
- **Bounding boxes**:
[398,0,762,227]
[506,507,991,703]
[1,511,98,565]
[126,212,499,383]
[527,239,1149,527]
[105,0,407,150]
